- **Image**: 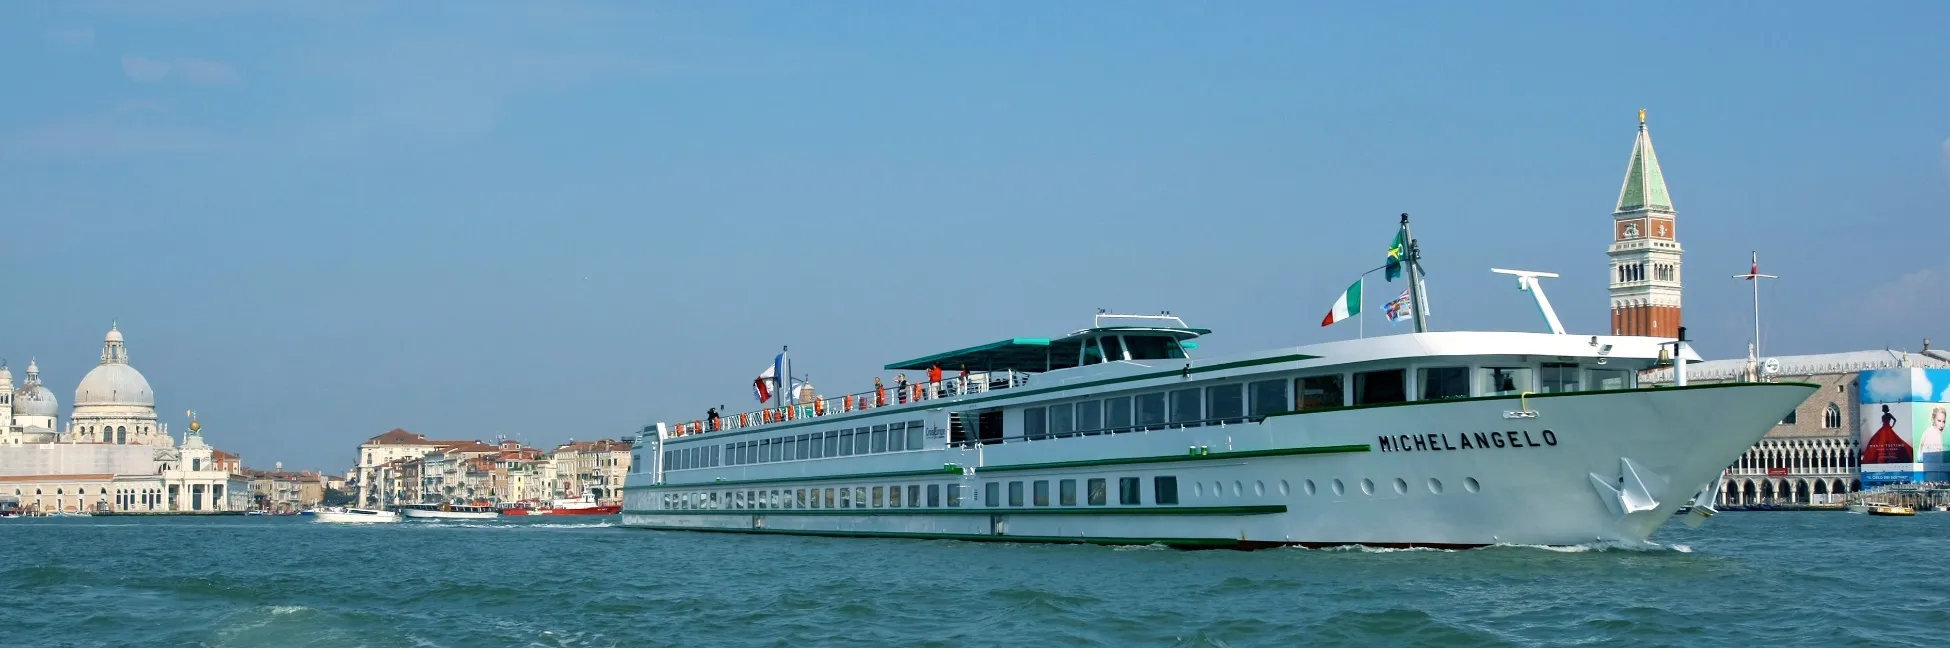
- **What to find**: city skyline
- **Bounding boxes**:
[4,2,1947,471]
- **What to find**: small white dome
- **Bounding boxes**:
[75,364,154,406]
[105,327,124,343]
[15,383,57,417]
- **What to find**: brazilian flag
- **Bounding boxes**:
[1384,230,1406,281]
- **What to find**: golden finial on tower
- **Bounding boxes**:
[1638,108,1647,124]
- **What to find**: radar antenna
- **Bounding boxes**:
[1490,268,1566,335]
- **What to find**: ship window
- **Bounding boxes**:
[1479,367,1533,396]
[823,430,838,457]
[948,484,962,507]
[1033,480,1050,506]
[907,420,924,448]
[1023,407,1048,439]
[760,439,773,463]
[853,428,871,454]
[722,444,732,465]
[1136,393,1168,430]
[1104,397,1133,433]
[824,488,835,508]
[1101,335,1126,362]
[1048,403,1074,437]
[871,425,888,453]
[907,485,920,507]
[1248,379,1287,416]
[710,445,720,467]
[1207,384,1245,423]
[1124,336,1183,360]
[1059,479,1077,506]
[928,484,941,507]
[1119,477,1141,505]
[1592,369,1633,390]
[889,485,903,507]
[1076,400,1103,434]
[872,487,883,508]
[1155,477,1180,505]
[1540,363,1580,393]
[772,438,785,462]
[985,482,1000,508]
[1170,389,1203,427]
[1008,481,1024,507]
[1354,369,1407,405]
[838,430,855,456]
[1083,337,1106,365]
[1420,367,1470,400]
[856,487,868,508]
[1088,478,1107,505]
[839,488,850,508]
[795,489,805,508]
[1298,375,1344,409]
[887,423,906,451]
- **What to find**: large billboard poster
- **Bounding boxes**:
[1858,368,1950,485]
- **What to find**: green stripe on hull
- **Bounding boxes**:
[623,505,1284,516]
[1259,381,1820,419]
[620,524,1246,548]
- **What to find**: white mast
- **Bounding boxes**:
[1491,269,1565,334]
[1731,251,1777,365]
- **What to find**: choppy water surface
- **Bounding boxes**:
[2,513,1945,647]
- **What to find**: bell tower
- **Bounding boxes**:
[1608,110,1683,337]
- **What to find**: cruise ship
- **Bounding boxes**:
[620,227,1813,548]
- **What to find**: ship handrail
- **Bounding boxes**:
[961,416,1267,447]
[665,372,1033,439]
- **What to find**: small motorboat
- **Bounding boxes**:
[400,503,500,520]
[313,507,401,524]
[52,511,92,518]
[245,510,266,516]
[1867,505,1916,517]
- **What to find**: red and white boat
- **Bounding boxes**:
[540,493,621,516]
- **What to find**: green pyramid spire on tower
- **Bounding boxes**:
[1616,109,1673,213]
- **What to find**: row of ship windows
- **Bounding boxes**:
[657,475,1488,510]
[1016,366,1635,438]
[661,419,928,472]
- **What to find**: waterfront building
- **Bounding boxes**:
[1608,110,1684,338]
[550,439,632,501]
[1645,347,1950,506]
[353,428,468,507]
[246,466,328,512]
[0,324,249,513]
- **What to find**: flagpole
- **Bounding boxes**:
[1401,213,1429,333]
[1731,251,1778,365]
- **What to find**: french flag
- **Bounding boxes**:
[752,353,783,403]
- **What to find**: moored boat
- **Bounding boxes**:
[400,503,500,520]
[314,507,401,523]
[542,493,621,516]
[1866,505,1915,517]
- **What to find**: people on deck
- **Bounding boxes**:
[895,373,909,404]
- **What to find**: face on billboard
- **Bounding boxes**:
[1857,369,1950,484]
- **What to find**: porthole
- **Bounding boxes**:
[1193,482,1203,497]
[1360,479,1375,495]
[1464,477,1481,493]
[1278,480,1290,496]
[1428,478,1444,494]
[1304,479,1317,495]
[1254,480,1265,496]
[1331,479,1345,496]
[1233,480,1243,496]
[1392,478,1407,494]
[1215,481,1225,496]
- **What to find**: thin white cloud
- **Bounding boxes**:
[6,119,223,157]
[121,56,240,85]
[44,25,96,49]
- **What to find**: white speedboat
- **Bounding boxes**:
[314,507,401,523]
[400,504,500,520]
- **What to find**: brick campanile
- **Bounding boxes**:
[1608,110,1683,338]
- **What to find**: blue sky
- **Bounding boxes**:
[3,2,1946,472]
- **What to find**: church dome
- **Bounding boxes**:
[74,324,154,407]
[75,364,154,406]
[16,383,58,417]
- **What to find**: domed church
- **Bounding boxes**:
[64,323,170,447]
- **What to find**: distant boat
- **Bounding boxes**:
[400,504,499,520]
[52,511,92,518]
[1867,505,1915,517]
[245,510,266,516]
[541,493,621,516]
[314,507,401,524]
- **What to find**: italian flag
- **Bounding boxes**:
[1321,278,1362,327]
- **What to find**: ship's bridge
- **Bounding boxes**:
[884,314,1207,374]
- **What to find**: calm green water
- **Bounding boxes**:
[2,513,1944,647]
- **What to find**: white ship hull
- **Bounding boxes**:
[315,508,401,523]
[625,382,1811,548]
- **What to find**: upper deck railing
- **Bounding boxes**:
[663,370,1034,439]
